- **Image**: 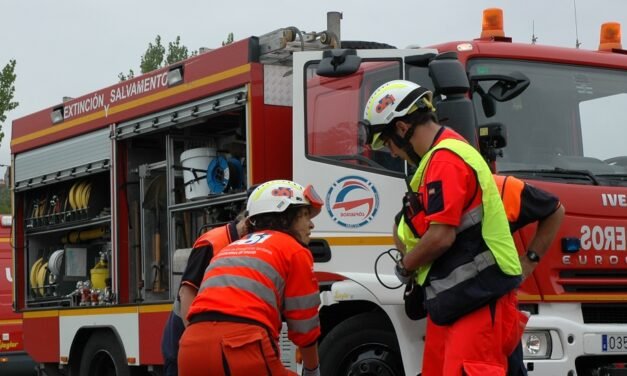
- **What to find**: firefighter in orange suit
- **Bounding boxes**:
[362,80,564,375]
[178,180,324,376]
[363,80,525,375]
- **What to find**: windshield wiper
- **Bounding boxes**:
[499,167,600,185]
[596,174,627,182]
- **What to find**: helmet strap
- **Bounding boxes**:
[389,131,421,166]
[403,123,422,165]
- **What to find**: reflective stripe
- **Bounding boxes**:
[456,205,483,234]
[284,292,321,311]
[199,275,279,312]
[206,257,286,299]
[286,315,320,334]
[425,250,496,299]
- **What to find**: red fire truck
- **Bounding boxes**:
[9,8,627,376]
[0,214,36,375]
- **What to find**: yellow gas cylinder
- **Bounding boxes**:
[90,255,109,290]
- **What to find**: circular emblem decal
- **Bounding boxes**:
[326,176,379,228]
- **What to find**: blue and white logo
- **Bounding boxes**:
[326,176,379,228]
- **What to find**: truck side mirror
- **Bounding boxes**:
[469,71,530,102]
[316,49,362,77]
[428,52,470,95]
[474,85,496,118]
[427,52,478,147]
[487,71,530,101]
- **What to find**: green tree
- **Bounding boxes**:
[0,59,18,144]
[167,36,196,65]
[119,36,197,81]
[0,183,10,214]
[118,69,135,82]
[140,35,166,74]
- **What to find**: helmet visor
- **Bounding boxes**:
[304,184,323,218]
[304,185,323,209]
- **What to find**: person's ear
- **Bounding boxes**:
[394,120,410,136]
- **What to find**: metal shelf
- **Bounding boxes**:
[168,192,247,214]
[25,214,111,236]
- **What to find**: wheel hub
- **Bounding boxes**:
[346,345,399,376]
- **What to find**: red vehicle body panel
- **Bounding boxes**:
[0,226,24,353]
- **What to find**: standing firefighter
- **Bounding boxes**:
[392,173,564,376]
[362,79,527,375]
[178,180,323,376]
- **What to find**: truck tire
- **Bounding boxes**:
[341,41,396,49]
[319,312,405,376]
[78,331,130,376]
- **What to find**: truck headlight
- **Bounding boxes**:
[522,330,552,359]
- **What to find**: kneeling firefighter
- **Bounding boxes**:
[178,180,324,376]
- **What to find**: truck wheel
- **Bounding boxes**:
[78,331,130,376]
[319,312,405,376]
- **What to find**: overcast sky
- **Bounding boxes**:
[2,0,626,174]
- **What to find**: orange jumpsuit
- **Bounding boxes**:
[178,230,320,376]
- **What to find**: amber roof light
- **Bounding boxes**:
[599,22,622,51]
[481,8,505,38]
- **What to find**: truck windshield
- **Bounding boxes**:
[470,59,627,186]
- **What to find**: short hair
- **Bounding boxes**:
[399,108,437,127]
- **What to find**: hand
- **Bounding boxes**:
[394,262,412,285]
[519,256,537,280]
[302,365,320,376]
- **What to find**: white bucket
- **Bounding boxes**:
[180,147,216,200]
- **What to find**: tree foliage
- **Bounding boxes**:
[0,59,19,144]
[0,183,10,214]
[140,35,166,74]
[167,36,194,65]
[119,36,197,81]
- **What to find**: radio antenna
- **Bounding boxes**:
[574,0,582,48]
[532,20,538,44]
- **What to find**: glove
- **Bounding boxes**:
[394,262,412,285]
[302,365,320,376]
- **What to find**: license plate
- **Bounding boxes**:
[602,334,627,352]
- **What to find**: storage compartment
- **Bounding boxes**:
[21,171,112,308]
[24,173,110,232]
[122,103,249,303]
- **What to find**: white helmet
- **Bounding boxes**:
[246,180,323,219]
[363,80,434,150]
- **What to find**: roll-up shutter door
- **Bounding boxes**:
[114,86,247,140]
[14,128,110,192]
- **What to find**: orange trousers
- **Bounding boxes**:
[178,321,298,376]
[421,291,528,376]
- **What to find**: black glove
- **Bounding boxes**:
[302,365,320,376]
[394,262,412,284]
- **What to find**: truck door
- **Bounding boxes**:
[291,49,438,292]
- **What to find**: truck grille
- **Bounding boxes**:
[582,304,627,324]
[559,270,627,293]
